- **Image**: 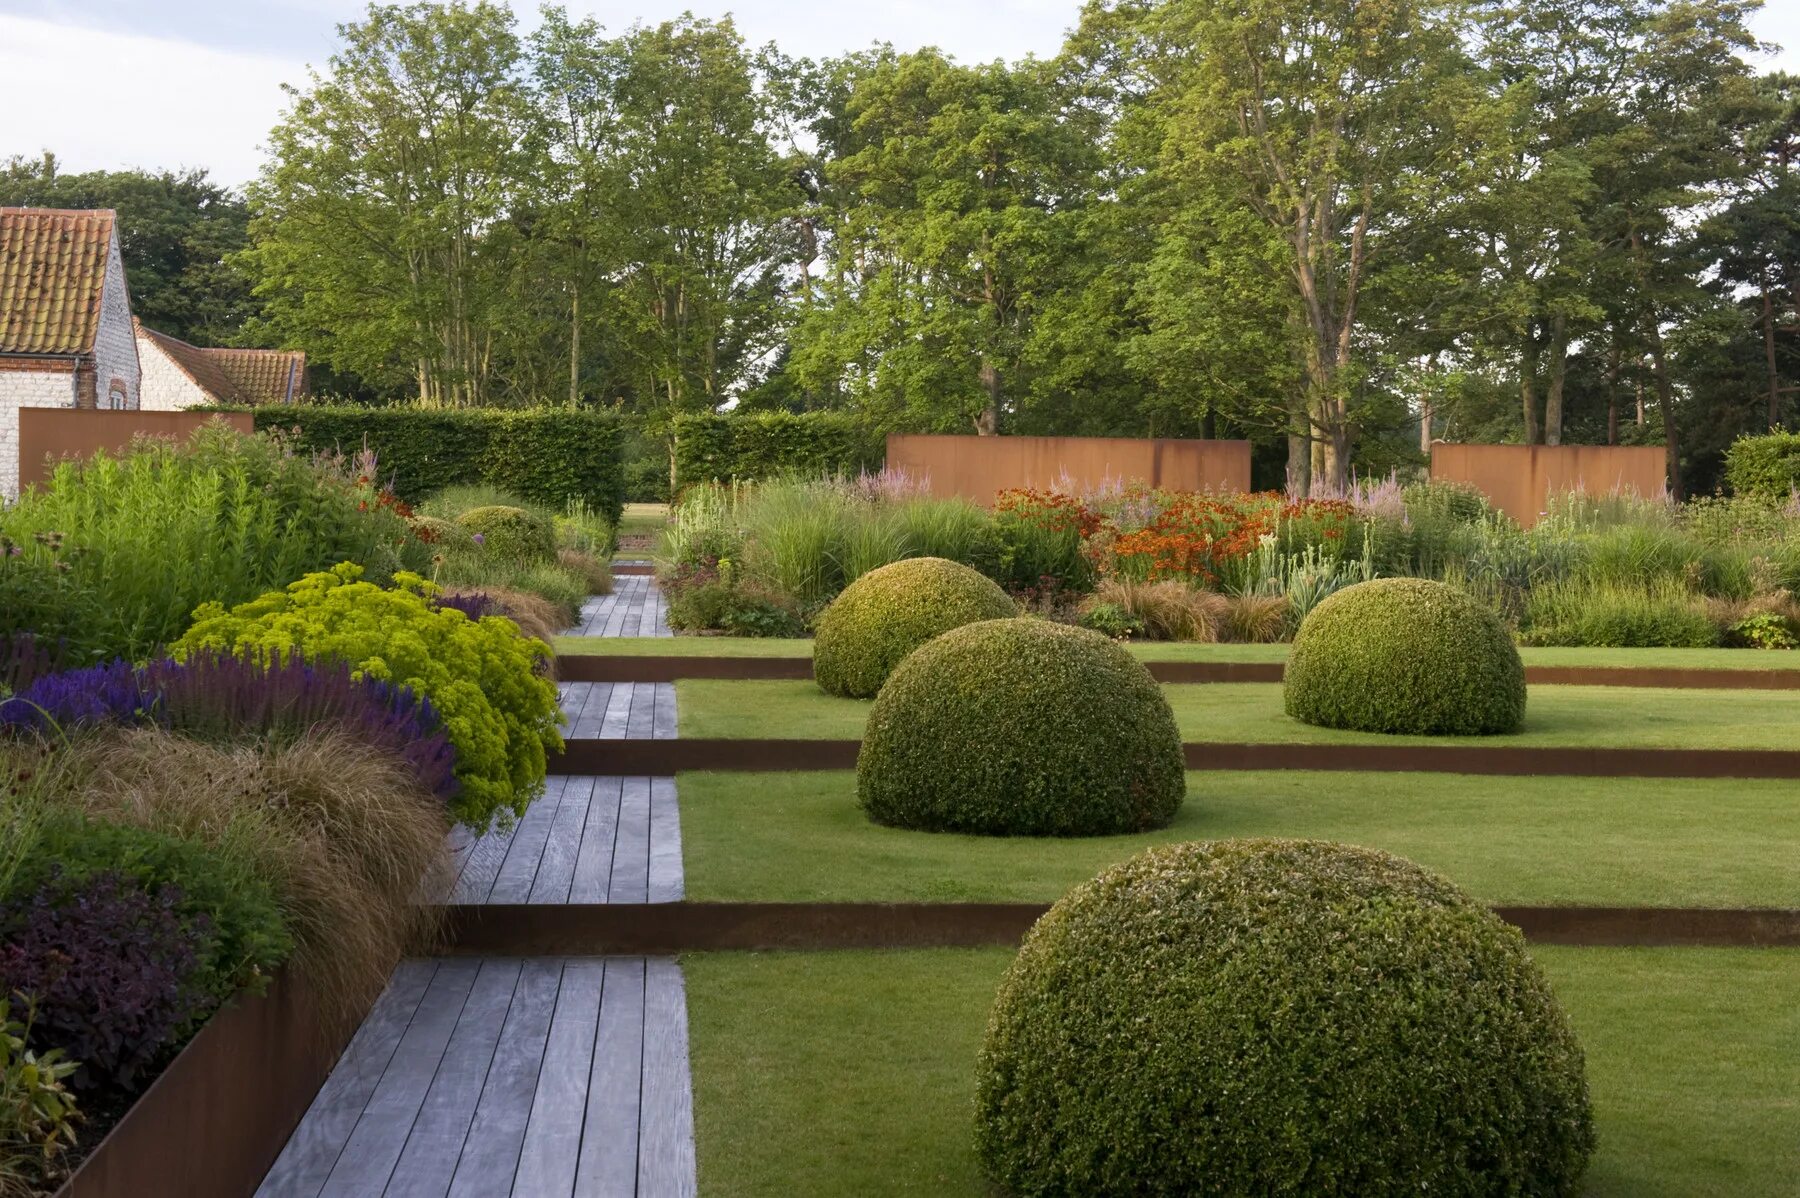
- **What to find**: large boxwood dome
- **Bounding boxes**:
[1284,577,1526,735]
[813,557,1016,698]
[455,505,555,562]
[856,618,1184,836]
[975,839,1594,1196]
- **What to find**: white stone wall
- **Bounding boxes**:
[136,335,210,411]
[93,231,140,408]
[0,369,77,500]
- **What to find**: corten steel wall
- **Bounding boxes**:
[886,434,1252,503]
[17,407,255,490]
[1430,443,1667,528]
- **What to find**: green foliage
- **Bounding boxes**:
[671,412,883,488]
[665,579,805,637]
[0,996,80,1197]
[1076,601,1143,639]
[173,563,561,831]
[455,505,556,562]
[0,423,425,661]
[857,618,1184,836]
[1724,431,1800,501]
[1729,611,1798,650]
[974,839,1595,1196]
[813,558,1017,698]
[246,406,626,522]
[1523,580,1722,649]
[1285,578,1526,735]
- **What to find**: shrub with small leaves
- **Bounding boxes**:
[858,618,1184,836]
[813,558,1017,698]
[1285,577,1526,735]
[173,563,560,831]
[0,996,80,1194]
[456,506,556,563]
[975,839,1595,1197]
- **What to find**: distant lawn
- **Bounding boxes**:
[684,946,1800,1198]
[557,634,1800,671]
[675,679,1800,750]
[678,769,1800,907]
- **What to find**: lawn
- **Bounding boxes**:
[678,769,1800,907]
[674,679,1800,750]
[557,634,1800,670]
[683,946,1800,1198]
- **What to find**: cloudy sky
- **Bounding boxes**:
[3,0,1797,187]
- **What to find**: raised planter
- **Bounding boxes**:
[54,971,355,1198]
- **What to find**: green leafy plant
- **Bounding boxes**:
[0,997,79,1198]
[1729,611,1798,650]
[975,839,1594,1196]
[172,563,561,831]
[456,506,556,562]
[813,558,1017,698]
[1723,431,1800,502]
[1076,601,1144,640]
[858,618,1184,836]
[1522,579,1721,649]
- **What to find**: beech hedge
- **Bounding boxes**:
[672,411,882,488]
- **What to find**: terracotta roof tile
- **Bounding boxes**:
[135,319,308,406]
[0,208,115,355]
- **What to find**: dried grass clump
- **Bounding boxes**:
[558,549,614,596]
[1222,593,1290,643]
[50,727,450,1027]
[442,585,561,644]
[1088,580,1226,642]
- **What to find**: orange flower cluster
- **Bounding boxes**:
[994,488,1104,538]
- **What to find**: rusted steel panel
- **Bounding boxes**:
[1430,443,1667,528]
[18,407,254,491]
[886,434,1252,504]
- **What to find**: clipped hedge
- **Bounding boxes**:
[857,618,1184,836]
[672,411,882,488]
[975,839,1595,1197]
[1724,431,1800,501]
[813,558,1017,698]
[457,505,555,562]
[241,406,626,522]
[1285,577,1526,735]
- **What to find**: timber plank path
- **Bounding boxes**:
[261,576,697,1197]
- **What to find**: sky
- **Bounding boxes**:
[2,0,1798,188]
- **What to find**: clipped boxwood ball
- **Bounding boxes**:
[1285,577,1526,735]
[456,505,555,562]
[813,557,1017,698]
[976,839,1595,1196]
[857,618,1184,836]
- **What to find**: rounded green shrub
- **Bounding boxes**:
[813,557,1017,698]
[975,839,1595,1196]
[456,505,555,562]
[1284,577,1525,735]
[412,515,477,554]
[856,618,1183,836]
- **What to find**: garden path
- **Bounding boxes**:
[260,577,697,1197]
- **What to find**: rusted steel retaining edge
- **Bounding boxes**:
[553,653,1800,689]
[611,562,654,575]
[55,971,351,1198]
[440,902,1800,954]
[549,738,1800,779]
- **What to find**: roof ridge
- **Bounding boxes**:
[0,207,117,218]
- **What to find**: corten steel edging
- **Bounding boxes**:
[610,563,654,575]
[551,654,1800,689]
[547,738,1800,779]
[54,970,352,1198]
[440,902,1800,954]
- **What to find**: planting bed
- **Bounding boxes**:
[683,946,1800,1198]
[677,770,1800,908]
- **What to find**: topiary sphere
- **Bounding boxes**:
[456,505,555,562]
[1285,577,1526,735]
[412,515,477,554]
[976,839,1595,1197]
[856,618,1184,836]
[813,557,1017,698]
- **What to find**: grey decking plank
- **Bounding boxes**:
[383,959,523,1198]
[651,683,678,740]
[258,960,439,1198]
[450,818,513,904]
[575,957,644,1198]
[445,959,562,1198]
[513,960,606,1196]
[608,777,652,903]
[647,778,683,903]
[638,959,698,1197]
[599,682,635,739]
[625,681,657,739]
[486,776,565,904]
[318,959,483,1198]
[529,777,590,904]
[569,682,614,738]
[569,776,623,904]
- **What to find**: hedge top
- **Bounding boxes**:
[974,838,1595,1196]
[812,556,1016,698]
[1284,576,1527,735]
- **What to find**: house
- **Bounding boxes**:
[136,320,307,410]
[0,207,141,497]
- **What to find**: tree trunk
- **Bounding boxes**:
[1605,338,1621,447]
[1543,313,1569,447]
[1286,392,1311,498]
[975,359,1001,435]
[569,283,581,408]
[1763,277,1782,430]
[1520,324,1541,445]
[1420,398,1433,455]
[1647,331,1682,500]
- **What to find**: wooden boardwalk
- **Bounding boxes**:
[570,576,670,637]
[257,957,696,1198]
[558,681,677,740]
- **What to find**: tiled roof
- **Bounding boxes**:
[136,320,308,405]
[0,208,116,355]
